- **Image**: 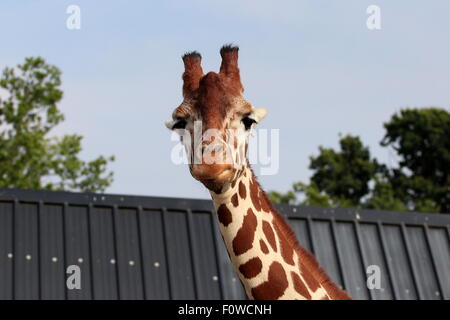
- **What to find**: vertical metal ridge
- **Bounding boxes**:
[400,223,422,299]
[136,205,147,300]
[12,199,17,300]
[376,221,398,300]
[423,224,444,300]
[37,201,42,300]
[305,216,316,255]
[185,209,199,299]
[447,226,450,245]
[209,210,225,300]
[111,205,121,300]
[329,218,347,290]
[160,208,173,299]
[353,221,372,299]
[86,204,95,299]
[62,202,68,300]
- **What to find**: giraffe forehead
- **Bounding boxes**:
[195,77,231,126]
[193,73,251,125]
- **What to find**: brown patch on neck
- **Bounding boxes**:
[238,181,247,199]
[251,261,288,300]
[217,204,232,227]
[262,221,277,253]
[260,239,269,254]
[231,193,239,207]
[239,257,263,279]
[232,208,258,256]
[291,272,311,299]
[249,176,262,211]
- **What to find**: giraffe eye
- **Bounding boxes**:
[242,116,257,130]
[172,119,187,130]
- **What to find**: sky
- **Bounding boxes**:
[0,0,449,199]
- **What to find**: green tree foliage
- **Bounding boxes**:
[381,108,449,213]
[309,135,379,206]
[0,57,114,192]
[269,108,449,213]
[364,176,407,212]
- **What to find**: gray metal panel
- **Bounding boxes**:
[164,210,196,299]
[138,208,170,299]
[14,202,40,299]
[0,188,449,300]
[334,222,368,300]
[89,206,119,299]
[358,223,393,299]
[310,220,343,289]
[383,225,418,299]
[427,227,450,299]
[39,204,65,299]
[64,205,93,299]
[114,207,144,300]
[0,201,13,299]
[405,226,441,299]
[190,211,221,299]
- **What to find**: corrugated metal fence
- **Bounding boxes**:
[0,188,449,300]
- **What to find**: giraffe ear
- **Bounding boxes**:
[254,108,267,122]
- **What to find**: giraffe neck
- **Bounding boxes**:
[210,165,350,300]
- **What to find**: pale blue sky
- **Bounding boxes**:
[1,1,449,199]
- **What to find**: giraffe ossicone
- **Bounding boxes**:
[165,45,351,300]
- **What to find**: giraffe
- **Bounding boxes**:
[165,45,351,300]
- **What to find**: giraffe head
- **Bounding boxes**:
[166,45,267,193]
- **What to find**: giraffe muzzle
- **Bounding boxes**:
[190,163,233,183]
